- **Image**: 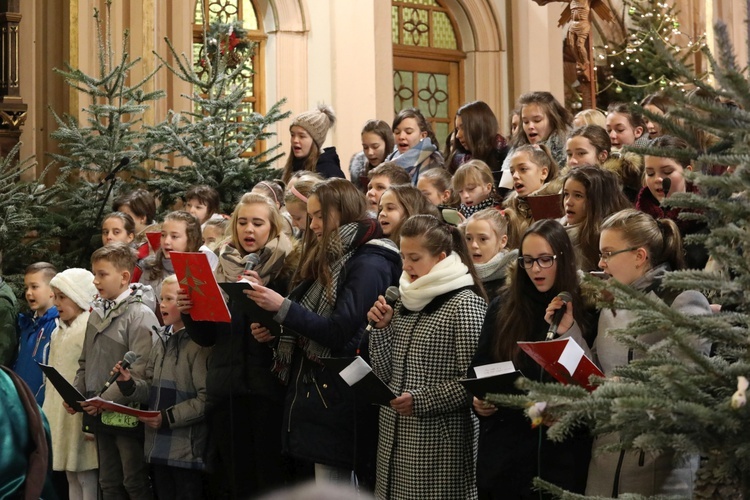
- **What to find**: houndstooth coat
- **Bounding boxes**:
[370,287,486,500]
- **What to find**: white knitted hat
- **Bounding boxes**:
[49,268,97,310]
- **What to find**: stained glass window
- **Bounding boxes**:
[392,0,462,147]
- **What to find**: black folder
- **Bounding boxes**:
[321,356,397,407]
[39,363,85,413]
[459,371,523,399]
[219,282,281,337]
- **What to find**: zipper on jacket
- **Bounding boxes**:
[287,360,304,432]
[311,373,328,409]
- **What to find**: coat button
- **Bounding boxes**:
[323,384,328,389]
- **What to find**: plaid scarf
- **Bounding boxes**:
[272,220,377,383]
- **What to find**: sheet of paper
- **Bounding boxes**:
[339,356,372,386]
[473,361,516,379]
[558,338,584,376]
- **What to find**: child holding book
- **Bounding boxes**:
[114,275,210,500]
[13,262,58,405]
[43,268,99,500]
[72,242,159,499]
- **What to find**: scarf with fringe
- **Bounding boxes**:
[215,233,293,285]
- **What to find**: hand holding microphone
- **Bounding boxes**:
[545,291,573,340]
[239,253,261,285]
[98,351,138,396]
[366,286,400,331]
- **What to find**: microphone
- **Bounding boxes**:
[239,253,261,282]
[661,177,671,197]
[97,157,131,187]
[546,291,573,340]
[98,351,138,396]
[366,286,400,332]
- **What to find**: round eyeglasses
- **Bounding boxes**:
[599,247,639,262]
[518,255,557,269]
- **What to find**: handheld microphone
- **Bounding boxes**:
[662,177,671,197]
[97,157,130,188]
[546,291,573,340]
[98,351,138,396]
[239,253,261,282]
[365,286,400,332]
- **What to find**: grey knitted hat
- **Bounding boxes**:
[291,104,336,148]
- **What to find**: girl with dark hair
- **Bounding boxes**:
[446,101,509,180]
[367,214,487,499]
[640,92,673,139]
[243,178,401,488]
[349,119,396,192]
[470,219,593,499]
[561,166,631,271]
[587,208,710,497]
[636,135,707,268]
[386,108,444,184]
[605,102,647,151]
[378,184,440,247]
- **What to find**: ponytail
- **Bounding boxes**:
[656,218,685,271]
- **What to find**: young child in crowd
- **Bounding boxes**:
[73,242,159,499]
[573,108,606,129]
[43,268,99,500]
[113,188,158,261]
[503,144,560,237]
[349,119,395,192]
[640,92,672,139]
[605,102,647,152]
[463,207,517,299]
[114,275,211,500]
[281,104,344,183]
[365,161,412,214]
[185,184,223,228]
[561,166,630,271]
[454,160,498,218]
[13,262,58,405]
[0,270,18,366]
[416,166,457,208]
[378,184,439,246]
[102,211,136,246]
[636,135,708,268]
[140,210,203,303]
[283,173,322,236]
[386,107,444,183]
[202,217,228,251]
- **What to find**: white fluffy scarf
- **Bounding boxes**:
[399,253,475,312]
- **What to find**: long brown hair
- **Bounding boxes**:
[448,101,502,168]
[400,214,487,302]
[296,178,368,289]
[379,184,440,246]
[147,211,202,280]
[510,91,572,148]
[492,219,585,363]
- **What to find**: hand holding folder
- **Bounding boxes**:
[459,361,523,399]
[321,356,396,406]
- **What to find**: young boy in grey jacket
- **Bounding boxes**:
[71,242,158,499]
[114,274,211,500]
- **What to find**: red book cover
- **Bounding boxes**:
[170,251,231,323]
[526,193,563,221]
[82,396,161,419]
[145,232,161,252]
[517,337,603,392]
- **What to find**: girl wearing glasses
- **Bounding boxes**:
[587,208,711,497]
[469,219,593,499]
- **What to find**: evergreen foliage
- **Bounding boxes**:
[48,2,164,267]
[487,18,750,500]
[142,20,289,215]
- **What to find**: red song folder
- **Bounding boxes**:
[526,193,563,221]
[517,337,603,392]
[170,251,231,323]
[145,231,161,252]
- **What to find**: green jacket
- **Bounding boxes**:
[0,277,18,366]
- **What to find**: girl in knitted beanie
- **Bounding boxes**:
[281,104,345,183]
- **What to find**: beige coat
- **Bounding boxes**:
[42,312,98,472]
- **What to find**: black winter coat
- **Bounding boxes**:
[292,147,345,179]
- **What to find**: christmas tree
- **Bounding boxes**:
[48,1,164,267]
[142,18,289,215]
[487,19,750,500]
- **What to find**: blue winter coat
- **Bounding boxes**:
[13,307,59,405]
